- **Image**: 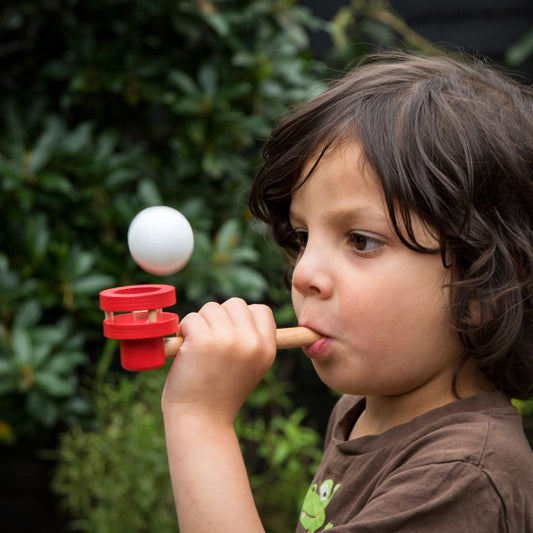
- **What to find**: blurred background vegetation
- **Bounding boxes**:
[0,1,532,532]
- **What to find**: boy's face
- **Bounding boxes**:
[290,141,464,399]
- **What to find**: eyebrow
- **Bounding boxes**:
[289,206,390,227]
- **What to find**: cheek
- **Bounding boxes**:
[344,262,451,342]
[291,286,302,316]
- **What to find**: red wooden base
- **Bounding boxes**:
[99,284,179,371]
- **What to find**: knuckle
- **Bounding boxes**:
[200,301,220,313]
[250,303,275,323]
[223,297,247,310]
[243,335,262,354]
[179,311,200,328]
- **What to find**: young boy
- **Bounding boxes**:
[162,52,533,532]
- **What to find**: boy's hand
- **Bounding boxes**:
[161,298,274,532]
[161,297,277,425]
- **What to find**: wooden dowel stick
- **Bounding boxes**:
[163,326,320,359]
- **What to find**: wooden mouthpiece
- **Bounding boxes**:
[163,326,320,359]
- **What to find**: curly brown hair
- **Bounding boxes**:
[249,52,533,400]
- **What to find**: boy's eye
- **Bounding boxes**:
[287,229,382,256]
[293,230,308,249]
[348,232,382,254]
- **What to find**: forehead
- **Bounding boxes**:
[290,141,387,217]
[299,138,371,183]
[289,141,440,248]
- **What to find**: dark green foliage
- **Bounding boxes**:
[1,0,329,530]
[53,366,322,533]
[53,371,177,533]
[0,0,327,439]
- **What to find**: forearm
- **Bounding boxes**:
[163,406,265,533]
[161,299,276,531]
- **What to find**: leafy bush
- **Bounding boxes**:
[1,0,330,528]
[0,0,327,440]
[0,301,92,434]
[513,399,533,418]
[53,370,176,533]
[329,0,444,68]
[0,0,436,443]
[0,103,146,436]
[53,366,322,533]
[505,27,533,67]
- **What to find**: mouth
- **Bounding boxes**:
[299,324,330,359]
[301,508,324,519]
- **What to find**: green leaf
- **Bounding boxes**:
[506,28,533,66]
[168,70,198,95]
[227,265,267,299]
[203,12,230,37]
[44,351,86,374]
[215,219,240,252]
[26,389,58,427]
[63,122,92,154]
[63,396,93,416]
[32,325,67,347]
[25,213,50,258]
[70,251,94,277]
[137,180,162,206]
[36,372,76,397]
[106,168,138,187]
[0,357,14,375]
[13,301,42,329]
[198,63,218,98]
[29,343,53,369]
[11,328,32,364]
[72,274,115,294]
[29,117,63,172]
[95,130,118,160]
[272,440,290,465]
[229,247,259,263]
[39,172,75,194]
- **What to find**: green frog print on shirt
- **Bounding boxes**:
[299,479,340,532]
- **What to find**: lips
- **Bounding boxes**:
[300,325,330,359]
[295,312,331,356]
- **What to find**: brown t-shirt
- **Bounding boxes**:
[295,392,533,532]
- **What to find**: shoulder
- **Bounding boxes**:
[319,392,533,531]
[381,392,533,531]
[398,392,533,471]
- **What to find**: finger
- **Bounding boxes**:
[249,304,277,352]
[222,299,275,355]
[197,301,233,332]
[249,304,276,332]
[221,297,256,329]
[177,311,210,342]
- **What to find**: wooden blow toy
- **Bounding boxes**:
[99,206,320,371]
[99,283,320,371]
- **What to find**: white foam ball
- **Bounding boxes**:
[128,206,194,276]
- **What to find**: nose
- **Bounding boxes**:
[291,241,334,299]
